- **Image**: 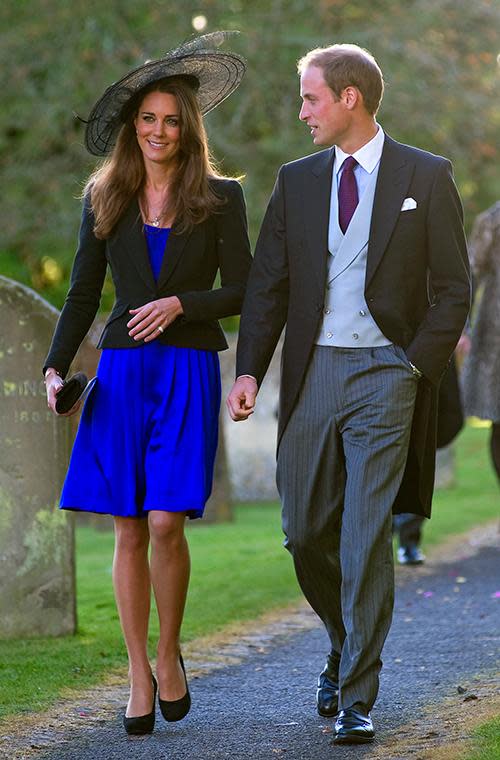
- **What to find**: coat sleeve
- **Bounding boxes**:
[177,180,252,322]
[236,167,290,385]
[405,159,471,383]
[43,196,107,377]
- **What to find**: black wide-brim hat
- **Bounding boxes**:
[84,31,246,156]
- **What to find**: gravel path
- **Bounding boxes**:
[3,526,499,760]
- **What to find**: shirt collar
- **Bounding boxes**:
[335,124,385,175]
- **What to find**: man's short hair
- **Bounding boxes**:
[298,44,384,115]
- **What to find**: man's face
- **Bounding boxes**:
[299,65,350,147]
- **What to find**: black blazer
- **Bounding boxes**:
[236,135,470,516]
[44,178,252,377]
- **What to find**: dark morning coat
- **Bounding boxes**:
[44,178,252,377]
[236,134,471,517]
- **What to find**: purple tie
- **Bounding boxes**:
[338,156,358,234]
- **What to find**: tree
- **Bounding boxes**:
[1,0,498,305]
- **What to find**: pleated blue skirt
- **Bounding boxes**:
[60,343,221,519]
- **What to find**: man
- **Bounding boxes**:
[227,44,470,744]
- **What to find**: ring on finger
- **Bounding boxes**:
[157,325,164,334]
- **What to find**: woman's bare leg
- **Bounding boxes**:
[113,517,153,717]
[148,510,190,700]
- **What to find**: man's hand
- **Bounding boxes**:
[226,376,258,421]
[455,332,471,359]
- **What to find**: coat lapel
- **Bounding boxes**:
[116,199,156,292]
[115,198,195,292]
[302,148,335,293]
[366,135,414,287]
[157,222,194,290]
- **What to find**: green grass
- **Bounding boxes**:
[0,423,497,719]
[420,422,499,551]
[463,716,500,760]
[0,503,298,718]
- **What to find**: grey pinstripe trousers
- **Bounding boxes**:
[277,344,418,711]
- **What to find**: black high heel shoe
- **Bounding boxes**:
[123,675,157,735]
[159,655,191,722]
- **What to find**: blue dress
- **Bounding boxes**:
[60,224,221,519]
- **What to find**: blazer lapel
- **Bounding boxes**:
[157,222,194,290]
[116,199,156,292]
[302,148,335,293]
[366,135,414,287]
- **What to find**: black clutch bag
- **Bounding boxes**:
[55,373,97,414]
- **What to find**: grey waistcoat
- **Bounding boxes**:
[315,163,391,348]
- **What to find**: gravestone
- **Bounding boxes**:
[0,276,76,637]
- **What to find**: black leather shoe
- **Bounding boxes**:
[123,675,157,735]
[159,655,191,722]
[333,705,375,744]
[316,652,340,717]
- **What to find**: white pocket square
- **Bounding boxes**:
[401,197,417,211]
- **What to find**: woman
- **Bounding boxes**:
[461,201,500,486]
[44,33,251,735]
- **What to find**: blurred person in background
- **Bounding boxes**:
[461,202,500,488]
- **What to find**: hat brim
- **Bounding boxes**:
[84,50,245,156]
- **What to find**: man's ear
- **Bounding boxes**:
[342,86,361,110]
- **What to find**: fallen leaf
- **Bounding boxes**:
[463,694,478,702]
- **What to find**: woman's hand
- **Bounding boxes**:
[127,297,184,342]
[45,369,81,416]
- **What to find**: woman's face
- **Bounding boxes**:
[134,90,181,166]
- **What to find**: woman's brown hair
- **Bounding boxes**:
[84,76,224,239]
